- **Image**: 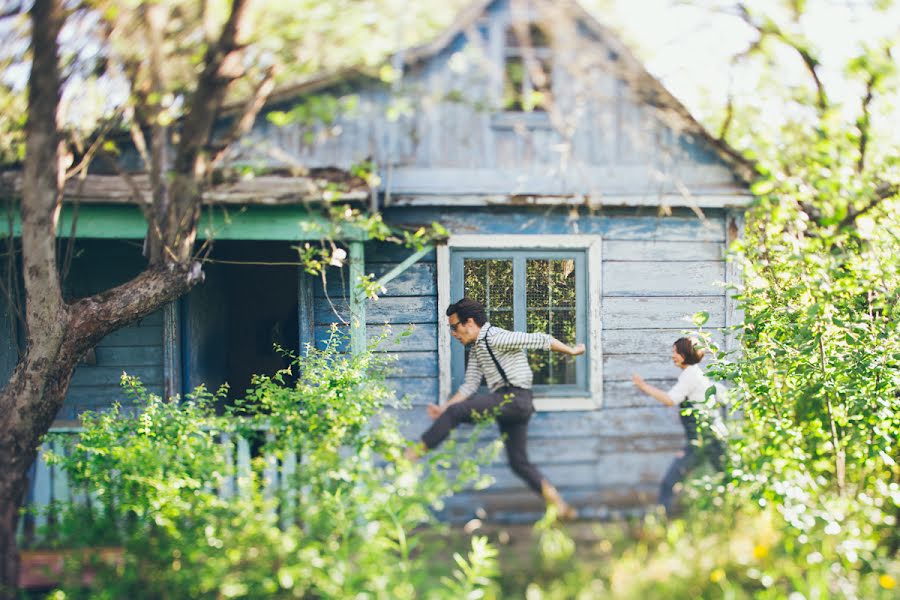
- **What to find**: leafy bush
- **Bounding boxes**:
[516,505,898,600]
[44,334,501,599]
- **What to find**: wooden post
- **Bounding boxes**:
[296,268,314,355]
[724,209,745,356]
[163,301,182,400]
[349,241,366,355]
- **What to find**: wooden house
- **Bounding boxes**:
[7,0,753,525]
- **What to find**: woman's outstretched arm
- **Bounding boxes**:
[632,374,675,406]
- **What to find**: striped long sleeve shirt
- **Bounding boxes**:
[456,323,553,398]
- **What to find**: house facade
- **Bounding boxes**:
[8,0,753,524]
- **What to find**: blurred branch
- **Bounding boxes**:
[209,64,278,168]
[856,72,875,174]
[737,3,828,112]
[836,182,898,231]
[855,47,892,174]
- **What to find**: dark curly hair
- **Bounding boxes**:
[446,297,487,327]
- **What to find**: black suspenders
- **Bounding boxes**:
[482,327,512,388]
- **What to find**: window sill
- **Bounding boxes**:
[533,394,600,412]
[490,111,553,130]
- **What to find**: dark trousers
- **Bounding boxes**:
[421,387,546,495]
[659,438,724,514]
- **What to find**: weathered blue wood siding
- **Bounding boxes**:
[230,0,745,200]
[305,206,733,521]
[312,242,440,407]
[60,241,165,419]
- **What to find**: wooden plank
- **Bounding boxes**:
[603,328,724,355]
[429,433,684,465]
[382,351,439,379]
[163,302,181,400]
[349,241,367,355]
[0,172,370,204]
[382,167,745,196]
[315,262,436,298]
[474,451,674,490]
[70,366,165,387]
[51,439,70,504]
[97,326,163,347]
[604,261,725,297]
[32,447,52,533]
[603,240,723,261]
[604,353,685,381]
[135,312,164,326]
[298,268,315,354]
[437,244,452,403]
[392,404,684,440]
[62,384,165,405]
[236,437,251,496]
[314,296,436,325]
[387,377,439,406]
[601,296,725,329]
[385,208,726,242]
[314,323,437,352]
[725,209,745,355]
[92,346,163,367]
[388,193,751,209]
[263,433,278,500]
[602,379,677,409]
[391,374,694,420]
[219,434,235,500]
[281,450,297,528]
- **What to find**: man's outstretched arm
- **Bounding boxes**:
[490,329,586,356]
[550,339,585,356]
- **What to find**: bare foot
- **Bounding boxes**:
[541,480,578,521]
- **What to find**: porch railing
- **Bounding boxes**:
[18,424,300,545]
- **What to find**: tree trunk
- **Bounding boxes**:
[0,442,32,598]
[0,0,259,594]
[0,264,198,597]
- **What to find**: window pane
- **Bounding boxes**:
[503,56,526,112]
[505,23,551,49]
[503,55,550,112]
[526,259,577,385]
[464,259,513,328]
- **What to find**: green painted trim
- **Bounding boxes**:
[4,204,369,241]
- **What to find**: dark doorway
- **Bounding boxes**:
[182,241,300,405]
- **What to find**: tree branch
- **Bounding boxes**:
[737,4,828,112]
[164,0,252,263]
[174,0,251,176]
[67,263,203,353]
[836,182,899,231]
[209,65,278,168]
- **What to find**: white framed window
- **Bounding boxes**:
[437,235,603,411]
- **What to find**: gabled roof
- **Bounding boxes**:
[232,0,756,186]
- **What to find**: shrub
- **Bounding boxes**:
[45,333,501,599]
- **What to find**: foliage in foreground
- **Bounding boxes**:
[508,502,897,600]
[41,334,501,599]
[512,4,900,597]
